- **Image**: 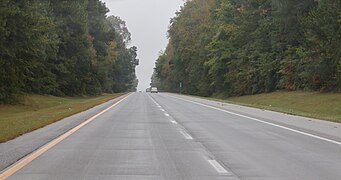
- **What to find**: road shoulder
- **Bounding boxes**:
[166,93,341,143]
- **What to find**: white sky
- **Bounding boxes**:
[101,0,185,91]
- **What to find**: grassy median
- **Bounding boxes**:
[208,91,341,123]
[0,93,125,143]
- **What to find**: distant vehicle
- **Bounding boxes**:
[150,87,158,93]
[146,88,151,92]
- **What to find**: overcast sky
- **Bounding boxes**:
[101,0,185,91]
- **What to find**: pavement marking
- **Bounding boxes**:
[148,94,193,140]
[178,129,193,139]
[171,120,178,124]
[148,94,162,108]
[208,160,230,175]
[0,93,132,179]
[170,95,341,146]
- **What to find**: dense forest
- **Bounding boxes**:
[0,0,138,104]
[152,0,341,97]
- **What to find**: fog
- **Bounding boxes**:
[101,0,185,91]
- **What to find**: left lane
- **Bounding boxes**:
[0,94,129,172]
[6,93,234,180]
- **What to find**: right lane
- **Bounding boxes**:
[150,93,341,180]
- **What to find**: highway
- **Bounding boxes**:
[1,92,341,179]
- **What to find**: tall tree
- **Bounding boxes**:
[0,0,138,104]
[157,0,215,96]
[0,0,58,103]
[153,0,341,98]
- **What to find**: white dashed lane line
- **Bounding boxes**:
[147,93,233,177]
[150,95,193,140]
[208,160,230,175]
[178,129,193,140]
[171,120,178,124]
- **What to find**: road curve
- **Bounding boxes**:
[3,92,341,180]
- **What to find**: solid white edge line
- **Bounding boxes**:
[208,160,230,174]
[170,95,341,146]
[0,93,132,179]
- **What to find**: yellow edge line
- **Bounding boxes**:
[0,93,131,179]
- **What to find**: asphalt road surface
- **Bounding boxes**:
[2,92,341,180]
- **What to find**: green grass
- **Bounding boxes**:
[0,93,125,142]
[205,91,341,123]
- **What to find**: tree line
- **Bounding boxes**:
[0,0,138,104]
[152,0,341,97]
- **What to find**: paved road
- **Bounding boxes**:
[3,92,341,179]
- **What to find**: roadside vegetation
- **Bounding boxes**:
[206,91,341,123]
[0,93,124,142]
[0,0,138,104]
[151,0,341,122]
[152,0,341,96]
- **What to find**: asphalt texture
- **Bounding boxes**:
[2,92,341,179]
[0,95,128,172]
